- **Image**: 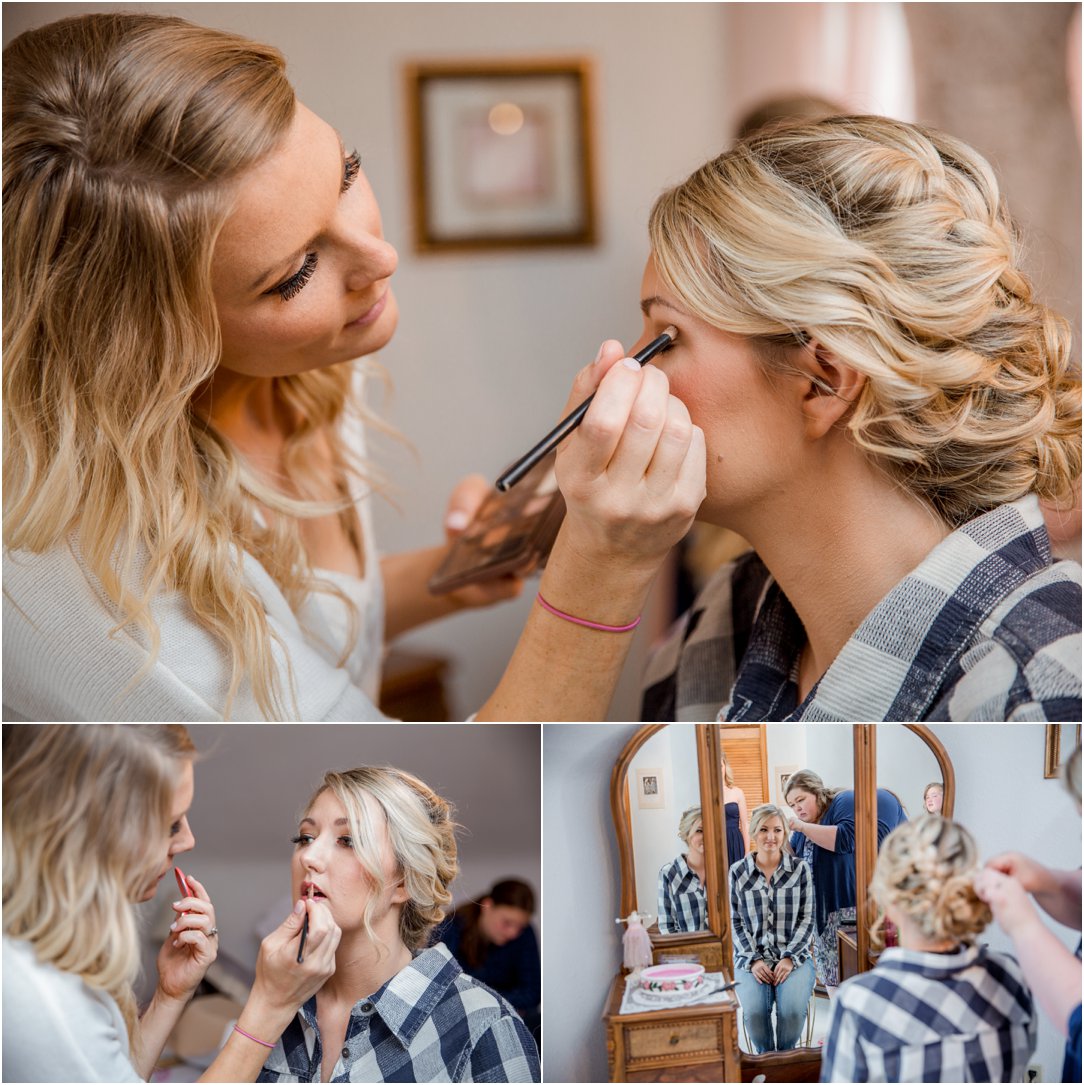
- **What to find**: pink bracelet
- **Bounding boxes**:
[233,1024,275,1049]
[536,592,641,633]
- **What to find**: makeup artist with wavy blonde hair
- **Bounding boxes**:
[2,724,339,1083]
[2,12,704,723]
[640,113,1081,722]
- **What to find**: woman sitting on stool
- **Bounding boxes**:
[729,803,816,1054]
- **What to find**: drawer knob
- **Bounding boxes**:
[669,1034,680,1046]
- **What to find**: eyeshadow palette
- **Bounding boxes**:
[428,451,566,594]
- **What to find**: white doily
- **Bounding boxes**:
[620,972,737,1014]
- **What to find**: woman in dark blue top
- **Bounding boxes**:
[722,752,749,866]
[436,879,541,1044]
[784,769,907,986]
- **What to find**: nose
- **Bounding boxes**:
[169,817,196,857]
[343,233,398,293]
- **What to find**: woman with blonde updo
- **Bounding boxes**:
[657,806,709,933]
[638,113,1081,722]
[2,12,703,722]
[822,816,1036,1082]
[2,725,338,1083]
[258,767,539,1083]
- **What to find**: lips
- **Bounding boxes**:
[301,880,329,900]
[346,292,387,329]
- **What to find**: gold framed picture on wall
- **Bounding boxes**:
[405,58,597,252]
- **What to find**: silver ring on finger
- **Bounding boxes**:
[208,927,219,937]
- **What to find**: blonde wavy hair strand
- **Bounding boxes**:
[2,724,195,1045]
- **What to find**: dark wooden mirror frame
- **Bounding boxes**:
[611,723,956,1081]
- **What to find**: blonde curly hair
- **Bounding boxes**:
[310,767,458,954]
[871,815,990,948]
[649,114,1081,528]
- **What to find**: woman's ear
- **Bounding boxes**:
[796,340,866,440]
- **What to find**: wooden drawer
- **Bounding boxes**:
[624,1019,722,1064]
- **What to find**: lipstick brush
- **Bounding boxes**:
[297,885,313,964]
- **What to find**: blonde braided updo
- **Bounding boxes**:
[650,114,1080,528]
[871,815,990,947]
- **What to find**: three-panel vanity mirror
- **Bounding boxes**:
[611,724,955,1074]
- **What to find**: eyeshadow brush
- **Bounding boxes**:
[495,326,678,492]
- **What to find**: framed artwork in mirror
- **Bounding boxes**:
[405,59,597,252]
[635,767,665,809]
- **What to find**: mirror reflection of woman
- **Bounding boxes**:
[822,817,1036,1082]
[721,753,750,865]
[784,770,907,987]
[728,804,815,1054]
[923,782,944,814]
[257,767,539,1083]
[657,806,708,934]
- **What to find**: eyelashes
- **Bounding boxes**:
[290,833,356,849]
[342,149,361,193]
[265,149,360,302]
[272,252,318,301]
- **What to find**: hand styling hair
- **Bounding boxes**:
[650,114,1080,528]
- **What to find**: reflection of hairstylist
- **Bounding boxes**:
[975,744,1082,1083]
[1,725,338,1083]
[824,816,1036,1082]
[784,770,907,986]
[657,806,708,934]
[437,879,541,1042]
[729,805,815,1053]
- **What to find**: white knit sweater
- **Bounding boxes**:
[3,497,387,723]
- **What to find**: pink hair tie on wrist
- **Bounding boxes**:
[536,592,641,633]
[233,1024,275,1049]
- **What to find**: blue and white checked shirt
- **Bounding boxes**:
[821,943,1036,1083]
[657,854,708,934]
[642,496,1081,722]
[257,943,539,1083]
[728,852,814,972]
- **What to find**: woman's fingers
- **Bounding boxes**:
[561,339,627,415]
[564,357,650,479]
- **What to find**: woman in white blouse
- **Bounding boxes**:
[3,12,703,722]
[2,725,339,1083]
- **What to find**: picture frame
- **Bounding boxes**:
[405,59,597,252]
[635,767,665,810]
[775,764,799,806]
[1044,724,1082,779]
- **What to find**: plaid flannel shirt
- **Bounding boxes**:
[642,496,1081,722]
[728,852,814,971]
[257,943,539,1083]
[657,854,708,934]
[821,943,1036,1083]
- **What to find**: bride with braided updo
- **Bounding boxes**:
[822,816,1036,1083]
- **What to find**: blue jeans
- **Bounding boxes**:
[733,957,816,1054]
